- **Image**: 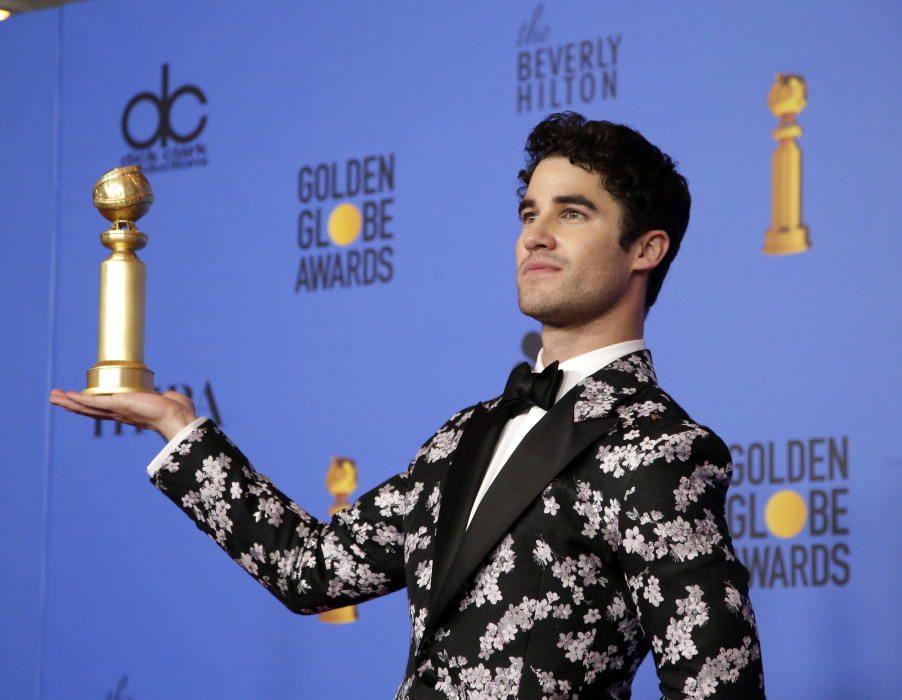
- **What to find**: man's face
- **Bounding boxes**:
[516,156,633,327]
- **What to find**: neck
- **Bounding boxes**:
[540,304,644,366]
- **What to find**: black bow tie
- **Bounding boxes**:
[501,361,563,416]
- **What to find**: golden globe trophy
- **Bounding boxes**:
[319,456,359,624]
[83,166,156,394]
[763,73,810,255]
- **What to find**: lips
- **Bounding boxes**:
[521,259,562,274]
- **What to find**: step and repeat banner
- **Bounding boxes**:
[3,1,901,698]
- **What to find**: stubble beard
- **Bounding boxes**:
[518,267,629,330]
[518,276,598,328]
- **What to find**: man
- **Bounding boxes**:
[51,112,765,699]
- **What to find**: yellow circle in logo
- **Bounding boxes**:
[328,203,362,247]
[765,489,807,539]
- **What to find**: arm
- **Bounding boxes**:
[48,388,414,612]
[150,418,409,614]
[616,422,765,699]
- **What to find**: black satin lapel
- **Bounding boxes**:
[427,402,619,633]
[428,403,506,617]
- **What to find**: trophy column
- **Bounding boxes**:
[84,166,155,395]
[319,456,359,624]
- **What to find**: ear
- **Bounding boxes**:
[631,229,670,272]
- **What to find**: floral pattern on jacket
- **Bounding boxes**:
[150,350,765,699]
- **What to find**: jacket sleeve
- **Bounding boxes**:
[148,418,410,614]
[616,421,766,699]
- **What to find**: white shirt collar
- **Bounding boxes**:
[535,339,646,402]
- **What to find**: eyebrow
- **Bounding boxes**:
[518,194,599,215]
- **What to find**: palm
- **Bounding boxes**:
[49,387,195,433]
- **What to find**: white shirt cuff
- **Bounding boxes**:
[146,416,210,477]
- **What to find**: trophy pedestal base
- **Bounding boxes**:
[318,606,358,624]
[84,361,154,395]
[763,226,810,255]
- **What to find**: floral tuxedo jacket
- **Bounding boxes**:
[150,350,765,699]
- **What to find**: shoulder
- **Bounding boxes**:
[624,385,728,448]
[601,386,733,487]
[411,399,490,466]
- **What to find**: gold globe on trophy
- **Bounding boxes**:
[83,165,156,394]
[763,73,810,255]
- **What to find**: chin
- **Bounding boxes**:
[519,294,605,328]
[518,299,564,325]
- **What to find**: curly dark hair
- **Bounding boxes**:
[517,112,691,312]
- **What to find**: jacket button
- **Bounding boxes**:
[420,668,438,688]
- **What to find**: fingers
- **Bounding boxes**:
[61,404,119,420]
[48,390,142,425]
[49,393,118,419]
[55,391,112,413]
[48,391,79,410]
[65,391,115,409]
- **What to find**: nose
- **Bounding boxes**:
[521,216,556,251]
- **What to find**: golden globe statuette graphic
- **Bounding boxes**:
[83,166,156,394]
[764,73,810,255]
[319,456,359,624]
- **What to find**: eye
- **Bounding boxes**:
[520,211,537,224]
[562,208,585,220]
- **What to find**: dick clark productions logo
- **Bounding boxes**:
[295,155,396,293]
[120,63,209,173]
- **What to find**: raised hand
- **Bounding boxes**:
[49,388,198,441]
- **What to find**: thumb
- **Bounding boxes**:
[161,390,196,414]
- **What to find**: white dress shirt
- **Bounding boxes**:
[465,339,646,529]
[147,340,648,521]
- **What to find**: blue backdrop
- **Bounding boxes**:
[3,1,901,698]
